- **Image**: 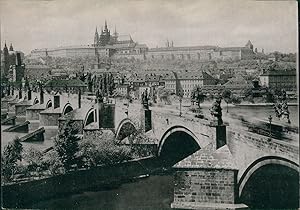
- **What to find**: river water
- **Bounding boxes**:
[1,105,299,209]
[31,174,174,210]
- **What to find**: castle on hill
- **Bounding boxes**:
[30,20,261,61]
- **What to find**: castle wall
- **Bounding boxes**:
[146,49,214,61]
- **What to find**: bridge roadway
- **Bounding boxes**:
[2,90,299,209]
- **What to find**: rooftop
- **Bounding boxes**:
[149,45,218,52]
[44,79,87,87]
[174,144,238,170]
[261,69,296,76]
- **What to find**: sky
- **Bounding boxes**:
[0,0,298,55]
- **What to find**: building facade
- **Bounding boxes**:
[259,69,297,91]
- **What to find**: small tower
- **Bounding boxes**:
[255,48,258,53]
[111,25,118,44]
[171,40,174,47]
[104,20,108,31]
[245,40,253,51]
[3,42,9,76]
[9,43,14,51]
[94,27,99,46]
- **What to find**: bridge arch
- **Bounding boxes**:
[62,103,74,115]
[84,108,96,127]
[115,118,137,141]
[46,100,52,108]
[238,156,299,209]
[158,126,201,166]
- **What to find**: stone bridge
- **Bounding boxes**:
[1,90,299,209]
[113,101,299,209]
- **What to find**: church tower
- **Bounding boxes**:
[9,43,14,51]
[111,25,118,44]
[94,27,99,46]
[245,40,253,51]
[3,42,9,76]
[99,20,111,46]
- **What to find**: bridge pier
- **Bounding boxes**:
[26,104,47,132]
[169,121,248,209]
[97,100,115,129]
[171,144,247,210]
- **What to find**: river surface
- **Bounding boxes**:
[31,174,174,210]
[1,105,299,209]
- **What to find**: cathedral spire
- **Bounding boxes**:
[94,26,99,45]
[104,20,108,30]
[3,40,8,54]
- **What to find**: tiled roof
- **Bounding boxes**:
[224,75,250,86]
[174,143,238,170]
[117,35,133,42]
[149,45,217,52]
[26,64,51,69]
[261,69,296,76]
[44,79,86,87]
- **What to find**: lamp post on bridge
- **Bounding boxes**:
[268,115,272,141]
[178,89,183,117]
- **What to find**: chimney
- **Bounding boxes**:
[54,95,60,109]
[78,88,81,108]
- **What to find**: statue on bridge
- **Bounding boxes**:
[96,89,104,103]
[210,97,223,125]
[141,89,149,110]
[273,89,290,124]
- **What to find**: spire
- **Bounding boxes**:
[104,20,108,30]
[3,41,8,52]
[94,27,99,45]
[114,25,117,35]
[9,43,13,51]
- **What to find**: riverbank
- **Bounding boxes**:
[2,156,166,208]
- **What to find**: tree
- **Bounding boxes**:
[242,87,254,103]
[1,137,23,181]
[54,120,80,171]
[265,88,276,103]
[222,89,232,113]
[24,77,30,91]
[231,94,242,105]
[78,131,131,167]
[158,87,172,105]
[23,147,44,173]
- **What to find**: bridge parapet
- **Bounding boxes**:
[227,128,299,180]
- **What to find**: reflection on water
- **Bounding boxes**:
[31,174,174,210]
[1,126,54,152]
